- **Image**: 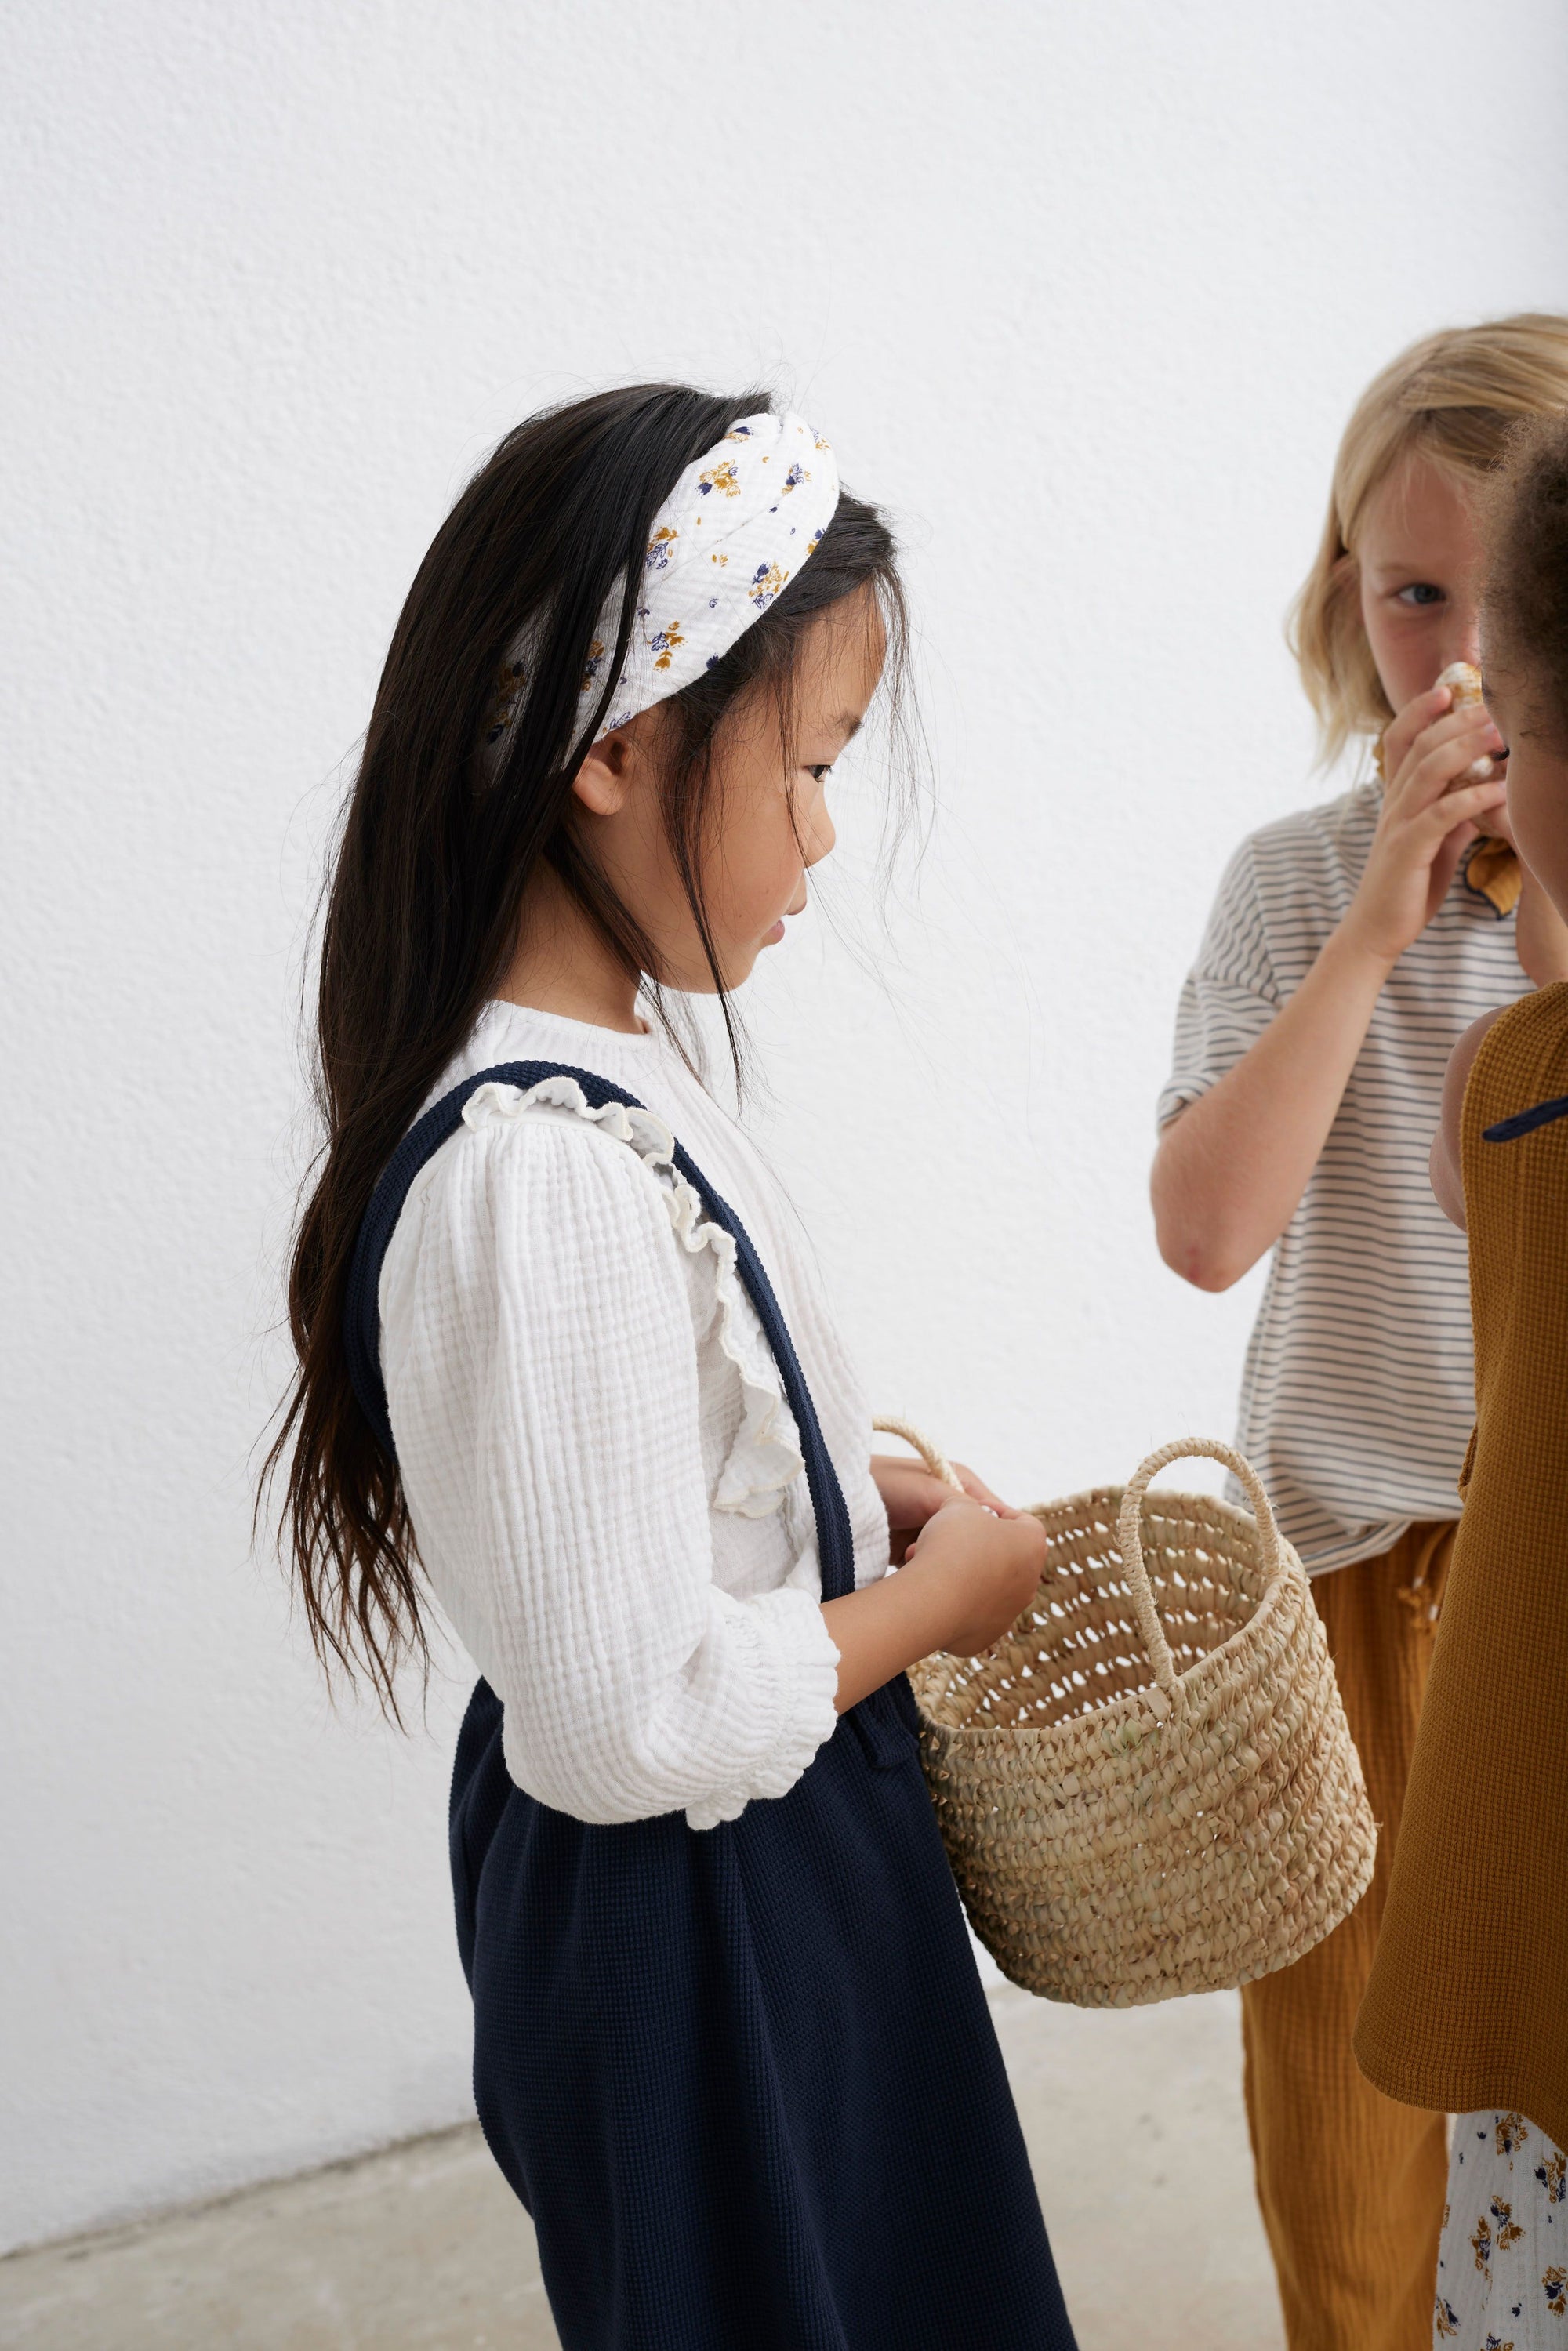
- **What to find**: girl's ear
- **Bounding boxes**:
[571,731,633,817]
[572,704,669,815]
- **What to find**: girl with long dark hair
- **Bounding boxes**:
[269,384,1076,2349]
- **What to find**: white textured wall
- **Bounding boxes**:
[4,0,1565,2254]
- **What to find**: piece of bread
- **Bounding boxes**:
[1438,658,1484,709]
[1436,661,1495,781]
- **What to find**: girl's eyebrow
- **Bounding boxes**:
[831,713,866,741]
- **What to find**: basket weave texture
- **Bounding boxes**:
[876,1424,1377,2009]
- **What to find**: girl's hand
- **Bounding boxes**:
[822,1497,1045,1709]
[871,1452,1017,1566]
[1342,683,1508,968]
[901,1496,1045,1657]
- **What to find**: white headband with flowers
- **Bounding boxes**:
[482,410,840,770]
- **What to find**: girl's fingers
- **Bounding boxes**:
[1410,777,1509,840]
[1394,721,1508,812]
[1381,683,1454,777]
[952,1461,1018,1517]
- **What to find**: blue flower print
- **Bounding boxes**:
[647,619,685,673]
[748,561,787,611]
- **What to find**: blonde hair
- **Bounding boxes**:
[1290,314,1568,764]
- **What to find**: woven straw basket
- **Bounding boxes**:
[875,1420,1377,2008]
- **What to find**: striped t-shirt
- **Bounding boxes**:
[1159,782,1531,1574]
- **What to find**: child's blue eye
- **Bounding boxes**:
[1396,582,1444,607]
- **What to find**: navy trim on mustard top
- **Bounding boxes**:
[1483,1094,1568,1144]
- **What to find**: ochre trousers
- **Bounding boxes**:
[1240,1522,1454,2351]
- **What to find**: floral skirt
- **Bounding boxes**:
[1435,2110,1568,2346]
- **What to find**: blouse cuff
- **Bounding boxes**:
[685,1587,842,1832]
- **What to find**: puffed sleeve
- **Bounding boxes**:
[378,1104,842,1830]
[1156,835,1281,1131]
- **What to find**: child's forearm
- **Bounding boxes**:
[1152,927,1393,1290]
[822,1504,1045,1712]
[822,1563,957,1713]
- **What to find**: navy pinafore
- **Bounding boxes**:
[347,1062,1076,2351]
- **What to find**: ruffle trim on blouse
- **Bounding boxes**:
[463,1076,803,1517]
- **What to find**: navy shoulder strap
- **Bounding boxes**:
[343,1061,858,1602]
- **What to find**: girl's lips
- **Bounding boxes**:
[763,919,787,945]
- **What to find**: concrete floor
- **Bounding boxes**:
[0,1985,1285,2350]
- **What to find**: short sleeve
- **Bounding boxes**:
[1156,836,1281,1130]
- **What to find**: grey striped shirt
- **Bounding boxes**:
[1159,782,1530,1573]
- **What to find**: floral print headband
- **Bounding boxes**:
[482,410,840,771]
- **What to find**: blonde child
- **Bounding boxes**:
[1151,317,1568,2351]
[269,387,1076,2349]
[1356,412,1568,2351]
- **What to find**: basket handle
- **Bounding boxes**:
[872,1417,967,1493]
[1116,1438,1283,1715]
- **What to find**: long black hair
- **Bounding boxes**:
[265,383,906,1710]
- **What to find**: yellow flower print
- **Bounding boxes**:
[645,526,678,572]
[1544,2266,1568,2316]
[1497,2113,1532,2161]
[1434,2296,1459,2340]
[782,462,809,492]
[1537,2150,1567,2204]
[1490,2197,1524,2251]
[698,459,740,499]
[814,433,830,449]
[580,638,607,694]
[724,424,753,441]
[648,619,684,673]
[1474,2213,1494,2275]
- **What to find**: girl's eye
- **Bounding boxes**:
[806,764,833,782]
[1396,582,1444,608]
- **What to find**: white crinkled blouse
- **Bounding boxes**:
[378,999,888,1831]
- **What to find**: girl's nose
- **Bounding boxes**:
[1444,610,1482,672]
[804,805,836,869]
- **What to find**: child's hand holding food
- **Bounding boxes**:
[1343,673,1508,967]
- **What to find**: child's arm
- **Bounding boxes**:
[823,1499,1045,1711]
[1430,1007,1507,1231]
[1152,930,1395,1289]
[871,1449,1015,1562]
[1152,684,1506,1291]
